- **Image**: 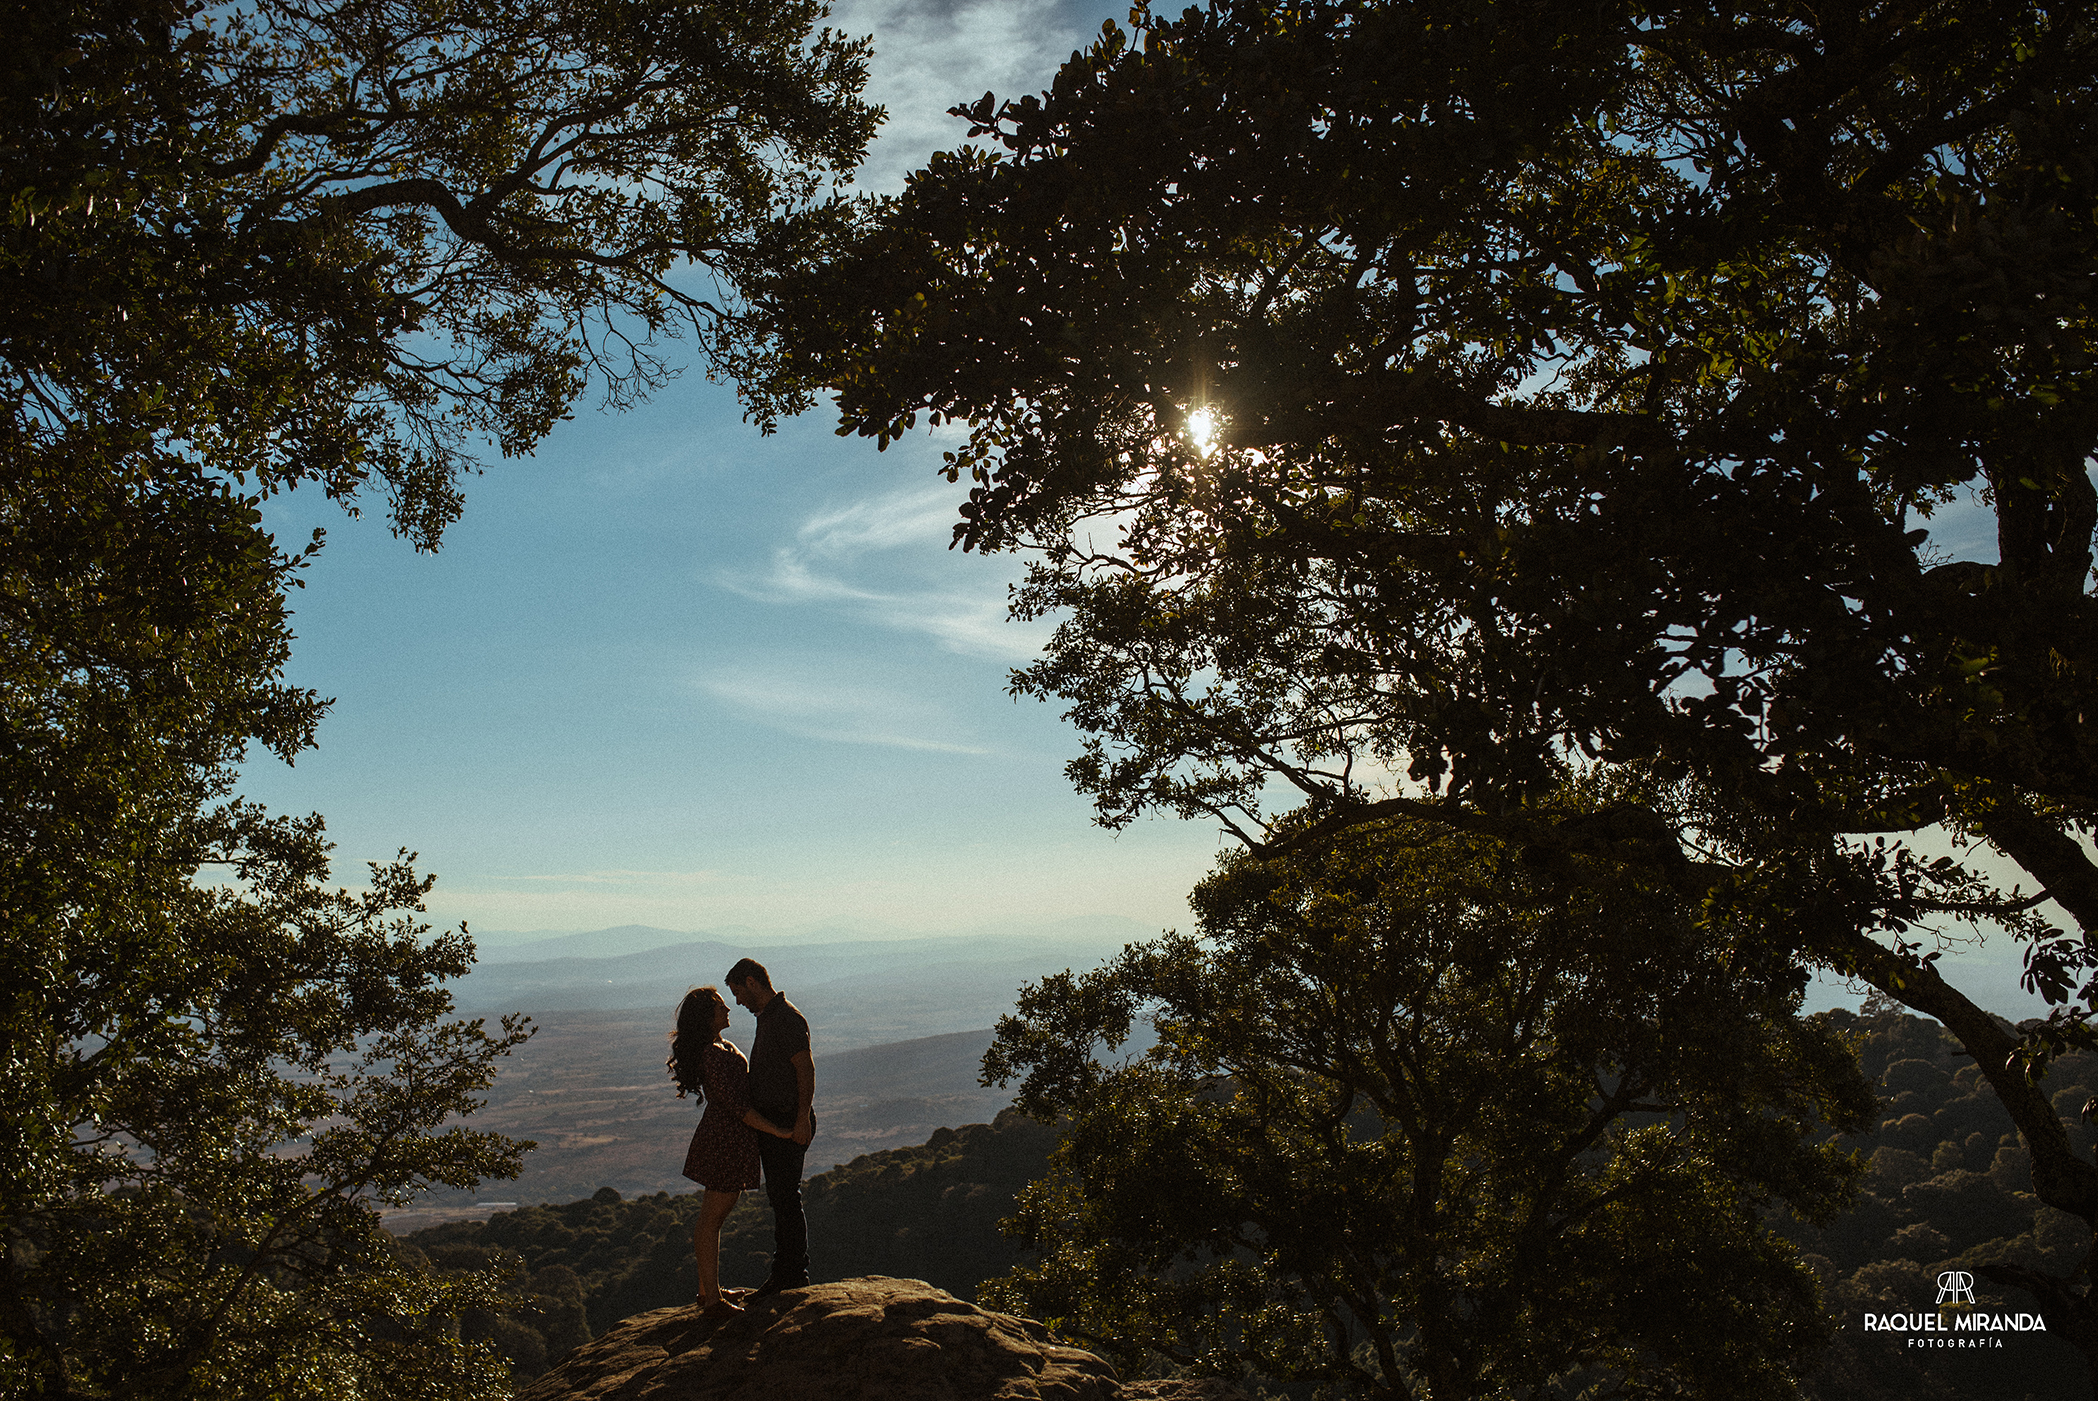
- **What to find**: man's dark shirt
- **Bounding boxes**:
[747,993,810,1125]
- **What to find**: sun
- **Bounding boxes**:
[1187,406,1218,457]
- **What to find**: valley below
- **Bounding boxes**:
[386,923,1143,1228]
[386,1016,1007,1229]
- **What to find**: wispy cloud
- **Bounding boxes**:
[834,0,1105,193]
[720,484,1050,662]
[697,669,993,754]
[799,487,959,555]
[502,869,724,886]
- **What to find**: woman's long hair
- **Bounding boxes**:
[667,985,725,1100]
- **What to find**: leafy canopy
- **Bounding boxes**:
[7,846,538,1401]
[769,0,2098,1338]
[785,0,2093,889]
[984,788,1874,1399]
[8,0,878,546]
[2,0,876,1394]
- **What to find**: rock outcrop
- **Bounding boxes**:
[515,1277,1244,1401]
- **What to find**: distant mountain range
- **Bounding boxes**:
[448,916,1159,1053]
[468,915,1160,966]
[471,924,778,963]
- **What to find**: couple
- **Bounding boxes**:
[665,958,814,1317]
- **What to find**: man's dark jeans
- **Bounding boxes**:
[757,1134,809,1282]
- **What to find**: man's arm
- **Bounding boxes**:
[791,1048,814,1146]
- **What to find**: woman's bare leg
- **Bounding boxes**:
[693,1189,742,1311]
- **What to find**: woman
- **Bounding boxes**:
[667,984,795,1316]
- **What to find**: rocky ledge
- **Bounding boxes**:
[514,1276,1245,1401]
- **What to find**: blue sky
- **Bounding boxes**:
[237,0,1229,943]
[231,0,2055,1017]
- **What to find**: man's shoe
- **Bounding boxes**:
[750,1275,810,1299]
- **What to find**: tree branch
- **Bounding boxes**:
[1234,368,1661,451]
[1975,794,2098,936]
[1830,927,2098,1222]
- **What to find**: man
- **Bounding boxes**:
[726,956,815,1294]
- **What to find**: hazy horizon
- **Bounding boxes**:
[445,919,2054,1023]
[469,910,1162,947]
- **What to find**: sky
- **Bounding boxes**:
[229,0,2057,1017]
[236,0,1229,944]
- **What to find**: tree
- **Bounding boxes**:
[6,845,538,1401]
[981,789,1874,1399]
[2,0,876,1393]
[8,0,876,545]
[766,0,2098,1356]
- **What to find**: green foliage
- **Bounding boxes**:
[1,0,876,1395]
[2,837,536,1400]
[767,0,2098,1342]
[392,1011,2098,1396]
[392,1238,593,1385]
[980,798,1875,1399]
[781,0,2094,898]
[0,370,527,1372]
[784,1114,1064,1303]
[7,0,878,546]
[412,1188,723,1349]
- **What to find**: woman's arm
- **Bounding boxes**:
[740,1108,790,1138]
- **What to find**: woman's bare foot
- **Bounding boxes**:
[696,1294,745,1318]
[722,1287,754,1301]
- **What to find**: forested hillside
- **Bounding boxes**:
[406,1006,2097,1396]
[1789,1002,2091,1400]
[402,1111,1059,1381]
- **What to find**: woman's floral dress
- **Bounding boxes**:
[681,1039,761,1190]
